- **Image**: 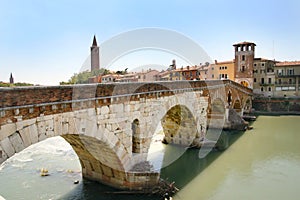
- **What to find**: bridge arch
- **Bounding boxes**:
[211,98,226,114]
[232,99,242,113]
[161,104,198,146]
[243,97,252,113]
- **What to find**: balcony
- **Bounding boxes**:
[277,73,300,77]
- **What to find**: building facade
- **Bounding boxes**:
[274,61,300,97]
[210,60,235,81]
[253,58,276,97]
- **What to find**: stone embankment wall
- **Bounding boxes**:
[253,97,300,114]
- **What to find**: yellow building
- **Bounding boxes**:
[210,60,235,81]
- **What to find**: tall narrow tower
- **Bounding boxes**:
[91,35,100,71]
[233,41,256,88]
[9,73,14,84]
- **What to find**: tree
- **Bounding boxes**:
[60,68,112,85]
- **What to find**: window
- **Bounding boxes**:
[268,87,271,91]
[241,66,245,72]
[212,74,214,78]
[279,79,282,84]
[289,79,292,84]
[288,69,294,75]
[254,78,257,82]
[261,78,264,84]
[220,67,222,70]
[254,63,257,67]
[268,78,271,84]
[262,63,265,66]
[261,87,264,91]
[225,66,227,69]
[242,55,245,61]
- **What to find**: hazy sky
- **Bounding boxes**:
[1,0,300,85]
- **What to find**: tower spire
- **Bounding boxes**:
[92,35,98,46]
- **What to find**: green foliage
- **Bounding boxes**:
[60,68,112,85]
[0,82,33,87]
[0,82,11,87]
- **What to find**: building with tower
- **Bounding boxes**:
[233,42,256,89]
[91,35,100,71]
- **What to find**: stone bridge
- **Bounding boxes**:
[0,80,252,190]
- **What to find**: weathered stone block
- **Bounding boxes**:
[9,132,25,153]
[0,137,15,157]
[0,123,16,141]
[0,145,8,164]
[100,106,110,115]
[29,124,39,144]
[101,165,113,177]
[19,127,32,147]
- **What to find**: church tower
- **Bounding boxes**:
[91,35,100,71]
[9,73,14,84]
[233,42,256,88]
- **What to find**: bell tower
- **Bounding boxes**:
[91,35,100,71]
[233,42,256,88]
[9,73,14,84]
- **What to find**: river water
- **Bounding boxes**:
[0,115,300,200]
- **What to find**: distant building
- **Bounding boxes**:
[101,74,121,83]
[91,35,100,71]
[137,69,160,82]
[9,73,14,84]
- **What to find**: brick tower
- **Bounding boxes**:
[91,35,100,71]
[233,42,256,88]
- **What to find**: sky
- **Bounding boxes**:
[0,0,300,85]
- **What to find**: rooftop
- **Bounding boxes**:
[275,61,300,67]
[233,41,256,46]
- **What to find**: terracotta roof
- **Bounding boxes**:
[215,60,234,65]
[233,41,256,46]
[254,58,273,61]
[275,61,300,67]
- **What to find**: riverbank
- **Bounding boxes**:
[253,97,300,114]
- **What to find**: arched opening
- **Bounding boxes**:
[233,99,242,113]
[211,98,225,114]
[243,98,252,113]
[132,119,140,153]
[0,133,130,194]
[227,90,232,106]
[240,80,249,88]
[161,105,197,147]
